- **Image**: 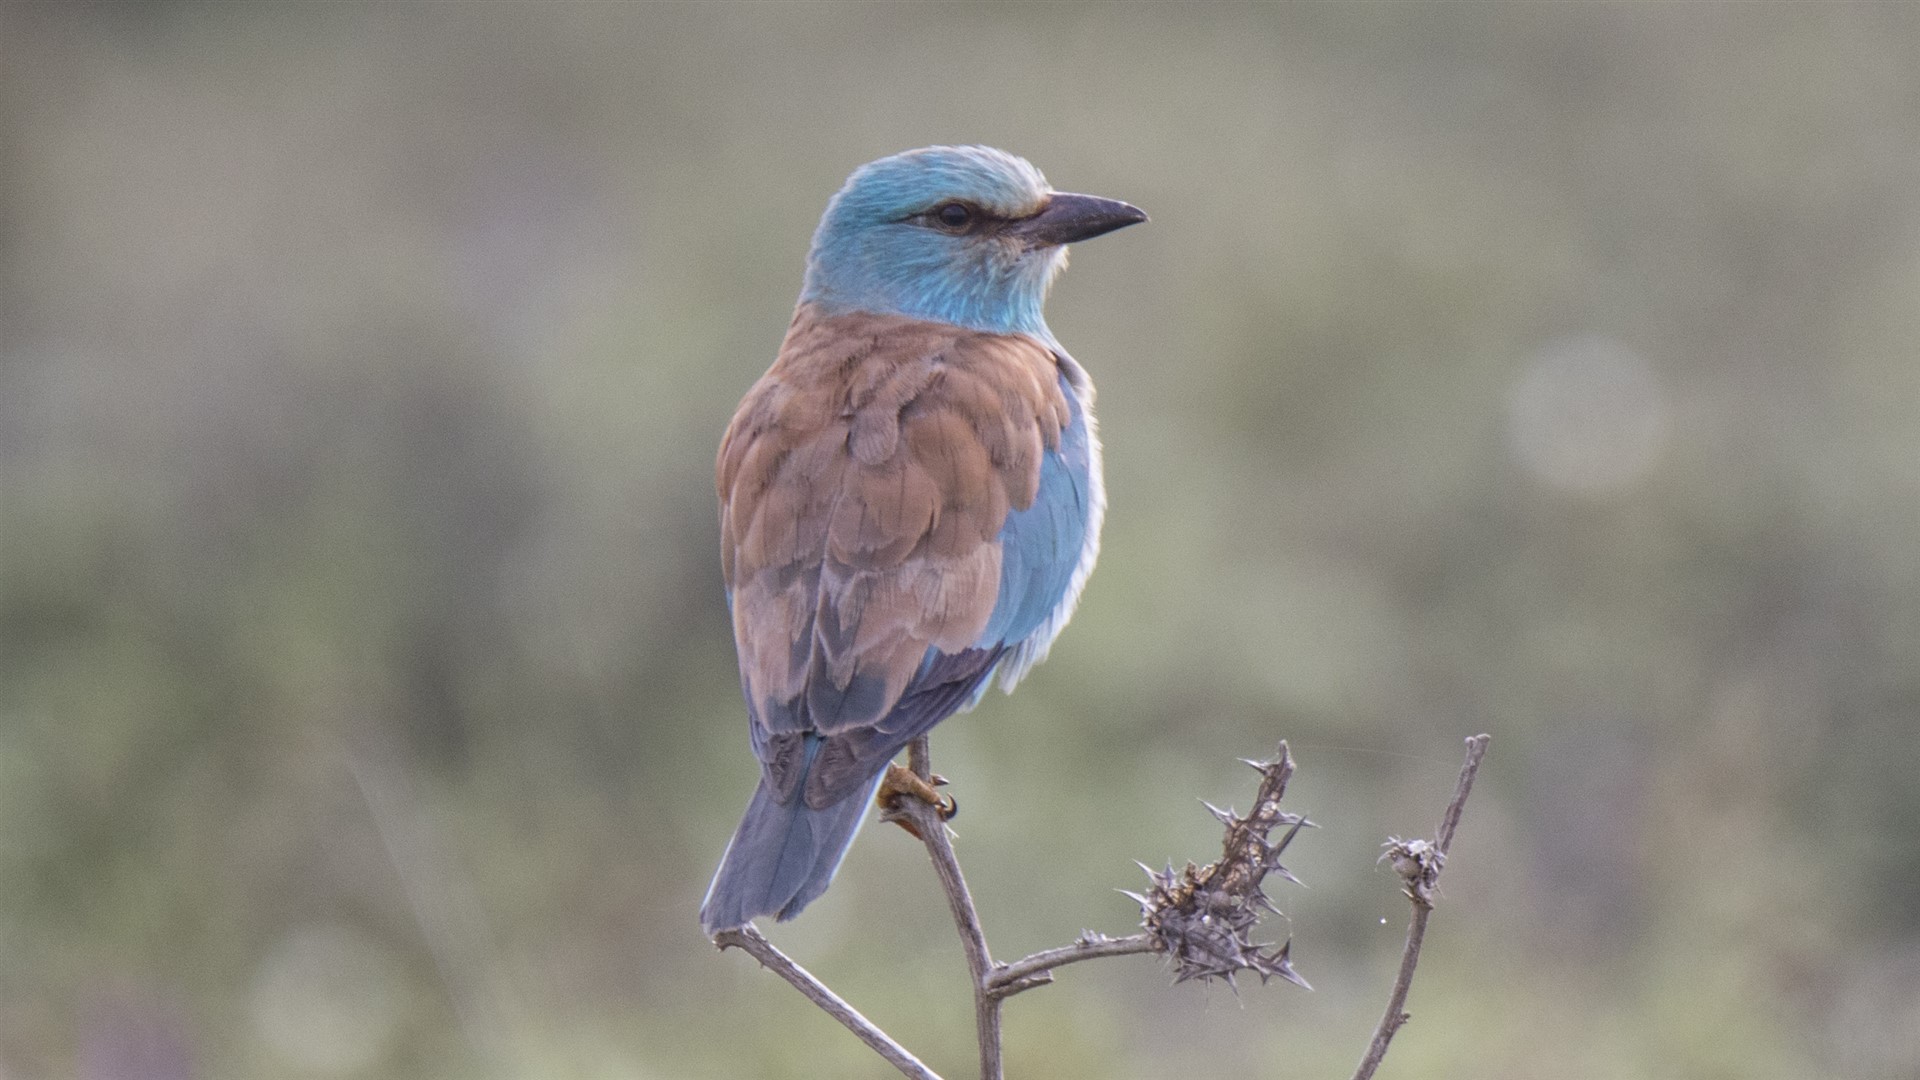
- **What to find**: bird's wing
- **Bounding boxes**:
[975,356,1097,688]
[718,305,1073,807]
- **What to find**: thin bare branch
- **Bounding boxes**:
[713,926,943,1080]
[887,735,1003,1080]
[1434,736,1487,857]
[987,932,1159,998]
[1349,733,1491,1080]
[712,733,1487,1080]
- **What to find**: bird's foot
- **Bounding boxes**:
[877,763,958,839]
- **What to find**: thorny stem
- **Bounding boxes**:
[712,925,942,1080]
[713,733,1489,1080]
[1349,733,1492,1080]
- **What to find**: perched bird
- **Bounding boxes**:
[700,146,1145,934]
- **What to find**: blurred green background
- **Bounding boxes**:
[5,3,1920,1078]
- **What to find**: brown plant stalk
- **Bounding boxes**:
[1349,733,1492,1080]
[713,734,1492,1080]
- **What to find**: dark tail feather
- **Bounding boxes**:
[699,771,881,935]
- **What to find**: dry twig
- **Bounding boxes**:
[986,931,1157,997]
[1349,733,1492,1080]
[883,736,1007,1080]
[713,733,1491,1080]
[712,924,941,1080]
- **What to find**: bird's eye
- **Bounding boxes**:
[935,203,972,229]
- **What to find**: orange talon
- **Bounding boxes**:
[877,763,958,838]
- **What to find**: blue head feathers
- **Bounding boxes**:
[800,146,1146,340]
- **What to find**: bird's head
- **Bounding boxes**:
[799,146,1146,340]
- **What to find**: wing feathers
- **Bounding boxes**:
[719,304,1067,763]
[827,459,938,567]
[906,408,1009,548]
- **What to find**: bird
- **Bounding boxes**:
[700,146,1145,934]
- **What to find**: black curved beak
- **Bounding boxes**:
[1009,192,1148,248]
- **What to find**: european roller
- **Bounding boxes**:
[700,146,1145,934]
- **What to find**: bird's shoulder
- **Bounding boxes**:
[718,304,1070,585]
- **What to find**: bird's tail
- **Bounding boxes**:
[699,768,883,935]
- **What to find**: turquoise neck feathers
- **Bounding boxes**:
[798,146,1067,343]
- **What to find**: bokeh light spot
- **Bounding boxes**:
[1506,336,1670,495]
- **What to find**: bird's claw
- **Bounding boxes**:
[877,763,959,839]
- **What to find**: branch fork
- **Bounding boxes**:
[713,733,1492,1080]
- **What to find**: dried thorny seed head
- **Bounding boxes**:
[1128,742,1313,991]
[1379,836,1443,904]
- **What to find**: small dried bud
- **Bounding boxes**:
[1379,836,1443,903]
